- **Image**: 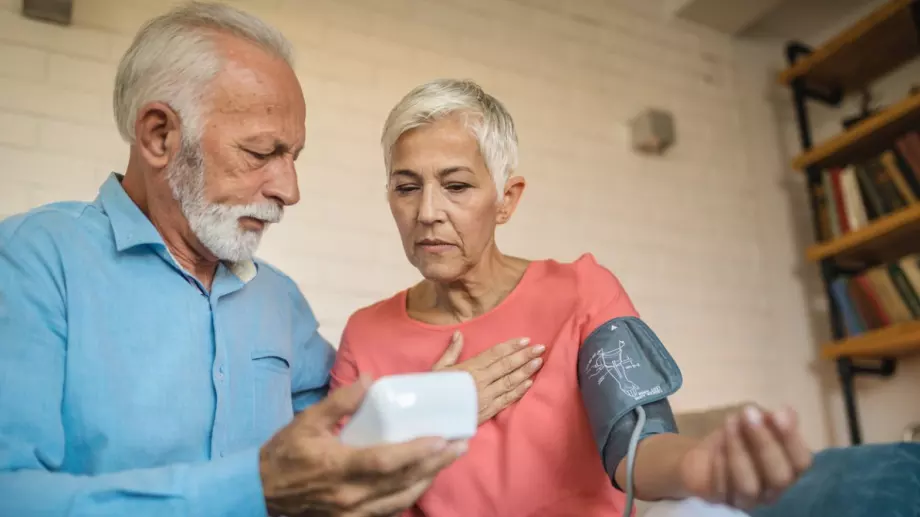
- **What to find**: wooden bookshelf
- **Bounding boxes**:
[778,0,920,96]
[781,0,920,444]
[791,92,920,171]
[806,204,920,265]
[821,320,920,359]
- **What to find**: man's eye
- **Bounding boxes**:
[246,149,271,160]
[445,183,471,192]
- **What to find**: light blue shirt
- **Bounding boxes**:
[0,173,336,516]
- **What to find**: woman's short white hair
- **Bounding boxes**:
[113,1,294,144]
[381,79,519,194]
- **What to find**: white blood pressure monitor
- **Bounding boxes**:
[339,371,478,447]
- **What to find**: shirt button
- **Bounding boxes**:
[219,451,225,458]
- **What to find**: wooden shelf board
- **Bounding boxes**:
[821,320,920,360]
[778,0,920,95]
[806,204,920,266]
[791,93,920,171]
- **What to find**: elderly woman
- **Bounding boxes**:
[330,79,813,516]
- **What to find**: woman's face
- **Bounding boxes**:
[387,114,523,282]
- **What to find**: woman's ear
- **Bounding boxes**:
[134,101,183,170]
[496,175,526,225]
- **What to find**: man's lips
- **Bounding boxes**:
[240,216,267,230]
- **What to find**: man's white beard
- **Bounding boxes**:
[166,140,283,263]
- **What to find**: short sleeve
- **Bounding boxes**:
[329,322,360,390]
[575,253,639,343]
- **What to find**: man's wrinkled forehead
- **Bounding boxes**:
[206,32,304,117]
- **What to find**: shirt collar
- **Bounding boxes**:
[97,172,165,252]
[96,172,258,284]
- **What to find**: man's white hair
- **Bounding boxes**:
[113,1,294,144]
[381,79,519,195]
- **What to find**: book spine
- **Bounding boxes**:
[881,151,918,204]
[823,169,841,237]
[830,278,867,336]
[854,164,885,220]
[841,166,869,229]
[830,168,851,233]
[889,264,920,318]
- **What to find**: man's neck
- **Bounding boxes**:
[121,168,220,290]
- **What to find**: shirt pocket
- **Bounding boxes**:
[251,347,294,440]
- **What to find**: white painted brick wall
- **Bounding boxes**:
[1,0,913,448]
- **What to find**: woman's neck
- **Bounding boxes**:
[409,248,530,324]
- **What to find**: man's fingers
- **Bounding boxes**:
[768,407,813,474]
[348,441,467,510]
[481,343,544,387]
[359,478,435,517]
[342,437,451,479]
[432,331,464,370]
[724,414,760,509]
[739,406,794,493]
[303,375,371,429]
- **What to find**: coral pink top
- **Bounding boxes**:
[330,253,639,517]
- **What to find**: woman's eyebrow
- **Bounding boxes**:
[439,166,474,176]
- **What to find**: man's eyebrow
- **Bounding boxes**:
[241,134,302,158]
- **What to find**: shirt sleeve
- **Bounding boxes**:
[286,285,336,414]
[0,218,267,517]
[576,253,640,343]
[329,322,361,390]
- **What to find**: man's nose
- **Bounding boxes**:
[264,157,300,206]
[418,184,445,224]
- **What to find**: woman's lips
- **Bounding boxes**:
[416,240,456,253]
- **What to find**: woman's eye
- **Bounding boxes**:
[445,183,471,192]
[394,184,419,193]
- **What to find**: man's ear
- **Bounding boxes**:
[134,101,182,169]
[496,175,526,225]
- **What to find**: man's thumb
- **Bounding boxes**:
[305,375,371,429]
[433,330,463,370]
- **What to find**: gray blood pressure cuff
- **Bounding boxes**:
[577,316,683,485]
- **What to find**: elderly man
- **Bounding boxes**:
[0,3,539,516]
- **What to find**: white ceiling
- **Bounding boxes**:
[667,0,885,42]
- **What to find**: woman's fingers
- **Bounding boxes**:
[432,331,464,370]
[710,430,728,504]
[738,406,795,494]
[768,407,813,474]
[481,343,544,389]
[431,335,543,424]
[724,414,760,509]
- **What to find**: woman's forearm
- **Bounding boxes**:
[613,433,699,501]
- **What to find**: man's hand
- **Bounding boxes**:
[259,377,467,517]
[432,331,545,424]
[677,405,813,510]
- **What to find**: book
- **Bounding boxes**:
[830,278,867,336]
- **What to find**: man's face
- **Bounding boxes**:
[169,34,306,263]
[386,114,504,282]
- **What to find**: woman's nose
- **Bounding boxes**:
[418,185,445,224]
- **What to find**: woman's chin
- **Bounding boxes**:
[416,260,465,284]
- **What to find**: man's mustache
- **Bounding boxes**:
[204,201,284,225]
